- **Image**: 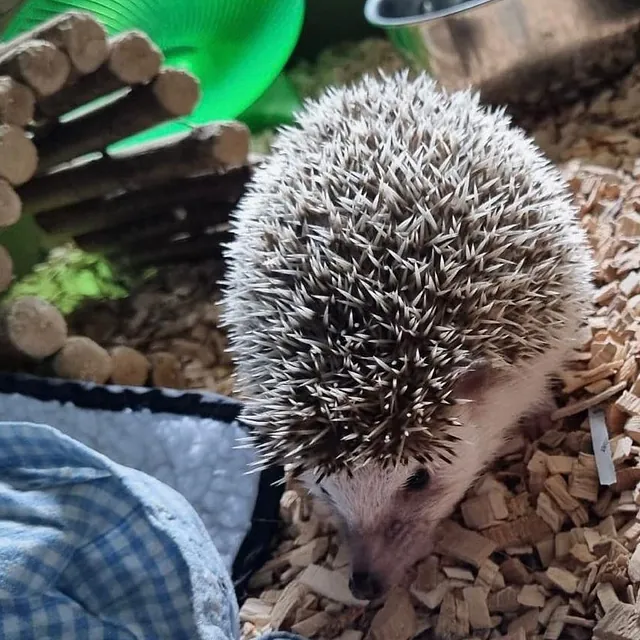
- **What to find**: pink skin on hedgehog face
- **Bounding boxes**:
[302,453,479,601]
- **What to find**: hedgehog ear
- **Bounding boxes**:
[452,360,496,402]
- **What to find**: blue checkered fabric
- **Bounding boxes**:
[0,421,241,640]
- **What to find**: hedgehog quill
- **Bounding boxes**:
[221,71,595,601]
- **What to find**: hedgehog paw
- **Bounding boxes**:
[519,395,558,441]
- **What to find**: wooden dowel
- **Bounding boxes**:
[0,11,108,74]
[0,39,70,97]
[37,30,163,118]
[35,164,250,237]
[134,251,227,271]
[0,295,68,359]
[80,206,231,255]
[115,229,231,268]
[52,335,113,383]
[149,351,185,389]
[20,122,250,216]
[0,242,12,291]
[109,345,150,386]
[74,199,237,254]
[106,30,164,85]
[36,68,201,172]
[0,178,21,226]
[0,124,37,185]
[0,76,34,125]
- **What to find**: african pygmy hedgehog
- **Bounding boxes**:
[221,71,595,600]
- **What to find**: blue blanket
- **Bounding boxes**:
[0,421,290,640]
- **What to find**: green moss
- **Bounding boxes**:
[3,244,142,315]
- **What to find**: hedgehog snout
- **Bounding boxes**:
[349,568,384,601]
[347,536,393,601]
[345,521,437,601]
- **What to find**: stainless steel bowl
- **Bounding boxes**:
[364,0,640,108]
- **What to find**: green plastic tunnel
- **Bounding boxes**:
[2,0,305,147]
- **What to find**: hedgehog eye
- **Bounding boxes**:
[318,484,330,497]
[387,520,404,539]
[404,468,430,492]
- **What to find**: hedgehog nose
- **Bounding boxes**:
[349,570,383,601]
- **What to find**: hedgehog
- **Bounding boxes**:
[221,71,595,601]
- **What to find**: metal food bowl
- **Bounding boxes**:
[364,0,640,109]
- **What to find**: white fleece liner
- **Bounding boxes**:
[0,391,259,570]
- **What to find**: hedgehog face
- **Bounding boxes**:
[302,409,488,600]
[308,461,445,599]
